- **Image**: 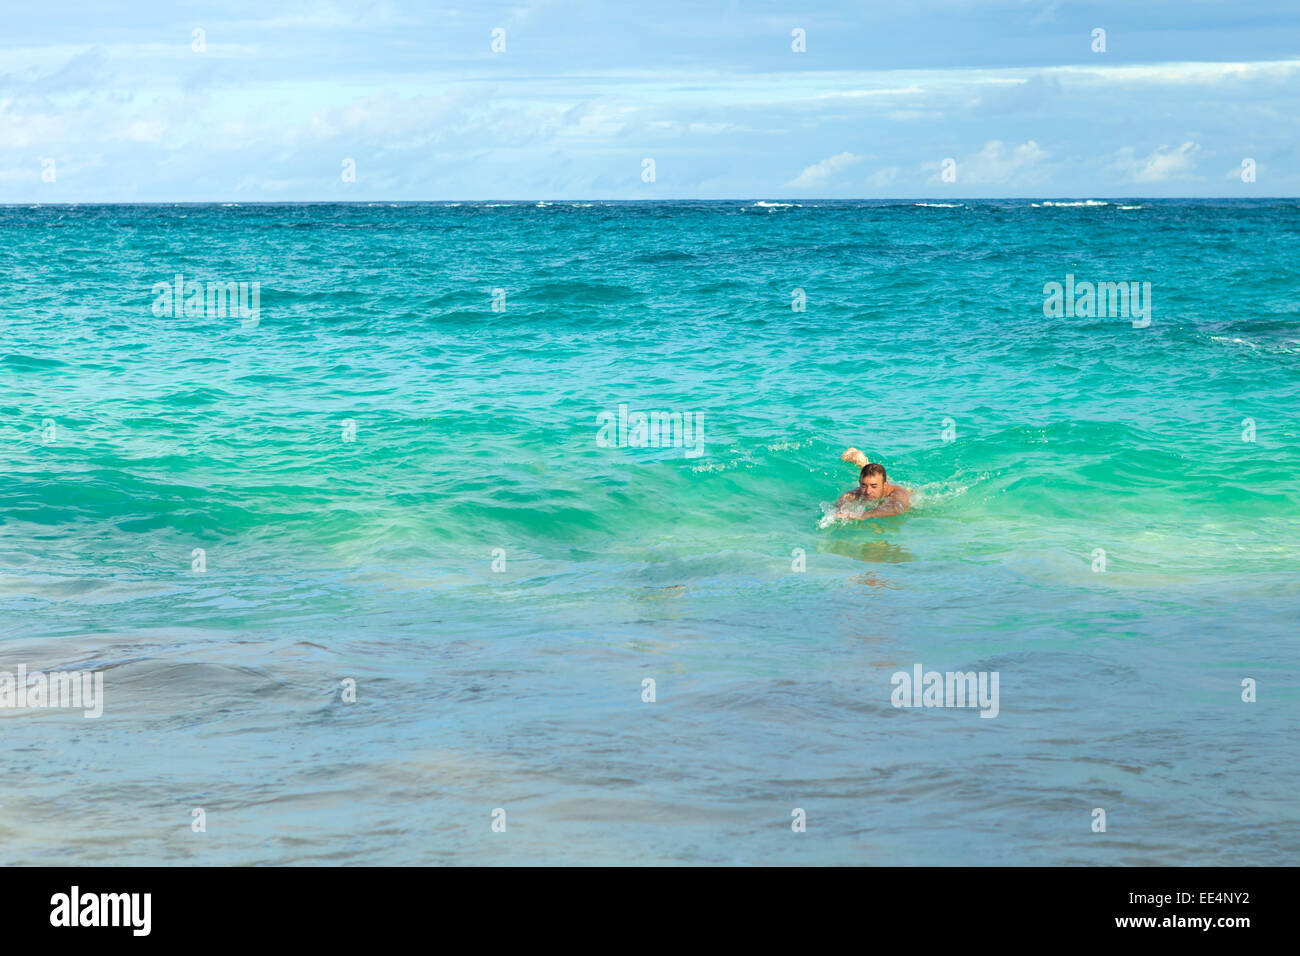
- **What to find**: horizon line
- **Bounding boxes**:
[2,196,1294,206]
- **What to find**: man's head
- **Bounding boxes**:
[858,462,888,498]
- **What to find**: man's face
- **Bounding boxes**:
[859,474,885,499]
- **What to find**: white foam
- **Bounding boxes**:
[764,439,813,452]
[1210,335,1300,354]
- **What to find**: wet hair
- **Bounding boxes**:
[859,463,887,482]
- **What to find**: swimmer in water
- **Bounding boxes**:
[833,447,911,519]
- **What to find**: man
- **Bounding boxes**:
[833,447,911,519]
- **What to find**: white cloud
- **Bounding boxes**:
[869,166,900,186]
[928,140,1049,185]
[788,151,864,188]
[1112,142,1201,183]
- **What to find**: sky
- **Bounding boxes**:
[2,0,1298,200]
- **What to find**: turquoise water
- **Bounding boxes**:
[2,200,1297,864]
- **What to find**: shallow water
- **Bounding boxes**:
[2,200,1297,864]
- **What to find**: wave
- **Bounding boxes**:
[631,250,696,264]
[1,352,68,370]
[519,279,641,304]
[1210,335,1300,354]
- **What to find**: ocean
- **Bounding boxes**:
[2,199,1297,864]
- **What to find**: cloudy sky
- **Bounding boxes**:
[2,1,1298,200]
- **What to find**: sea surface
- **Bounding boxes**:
[2,199,1297,865]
